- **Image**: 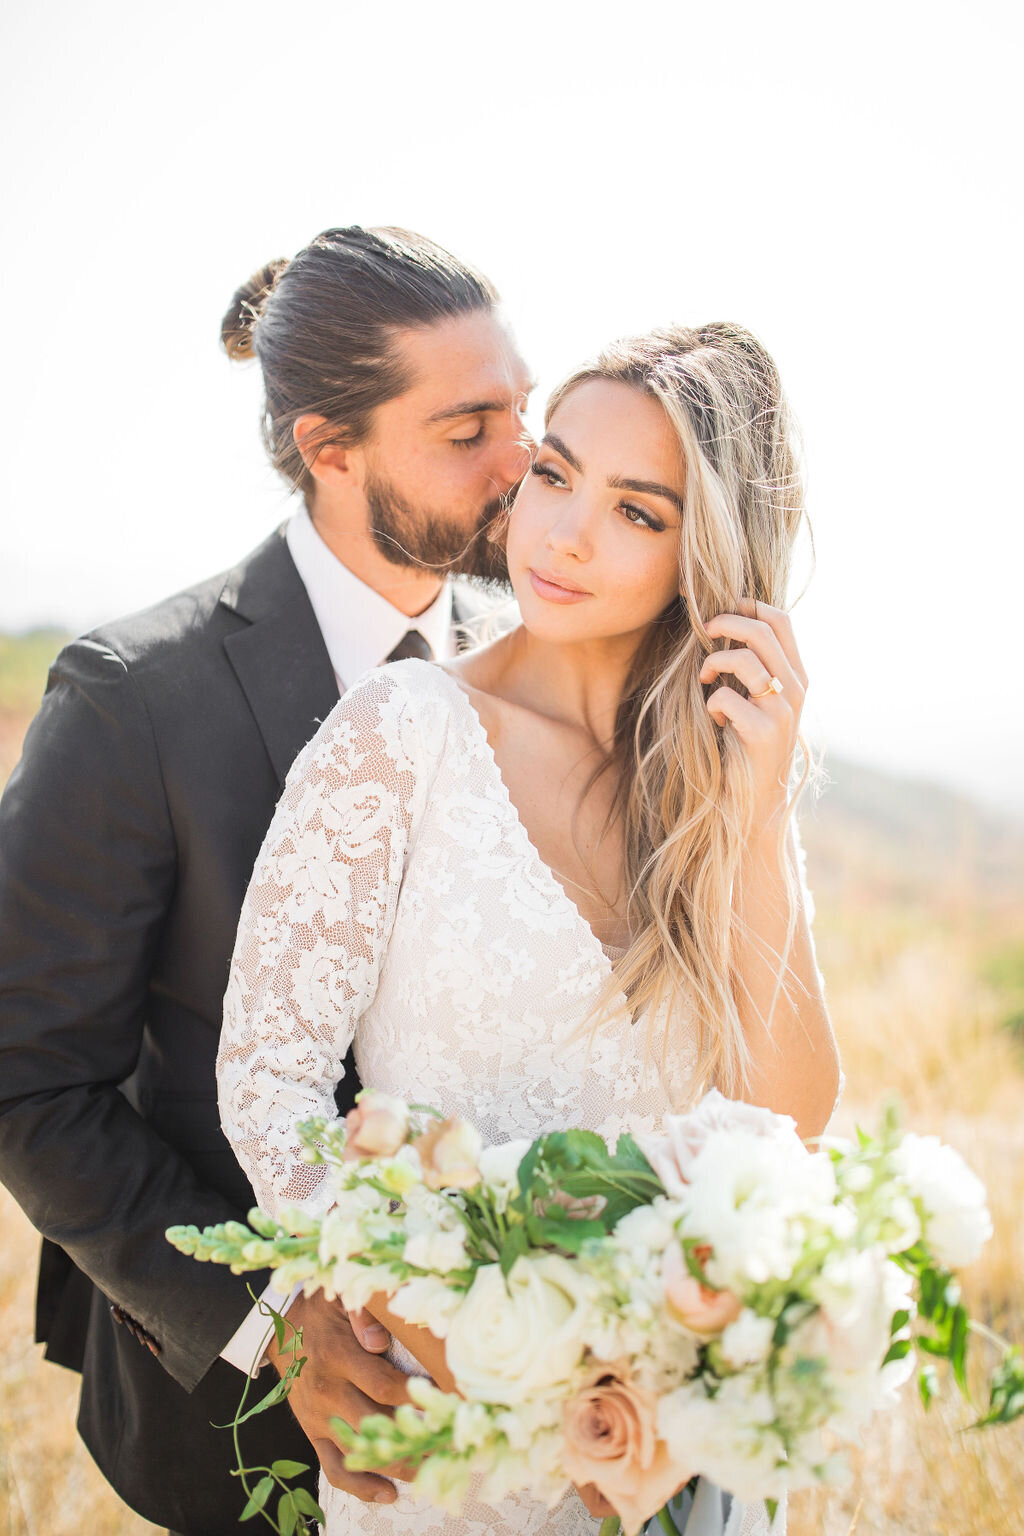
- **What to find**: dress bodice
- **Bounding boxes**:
[217,659,784,1536]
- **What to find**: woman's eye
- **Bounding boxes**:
[529,461,566,487]
[620,501,664,531]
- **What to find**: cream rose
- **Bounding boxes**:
[662,1239,742,1335]
[444,1254,591,1405]
[562,1364,687,1536]
[342,1091,410,1160]
[414,1117,483,1191]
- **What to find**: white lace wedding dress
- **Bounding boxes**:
[218,659,790,1536]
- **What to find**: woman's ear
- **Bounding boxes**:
[293,414,363,489]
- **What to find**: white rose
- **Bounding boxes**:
[478,1138,531,1213]
[894,1134,992,1268]
[719,1309,776,1368]
[444,1255,591,1405]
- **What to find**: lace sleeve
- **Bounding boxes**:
[217,669,431,1219]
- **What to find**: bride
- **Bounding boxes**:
[217,321,840,1535]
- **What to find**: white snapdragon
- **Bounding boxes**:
[389,1274,464,1338]
[719,1310,776,1369]
[478,1138,531,1213]
[894,1133,992,1268]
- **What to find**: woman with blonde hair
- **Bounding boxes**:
[218,321,840,1536]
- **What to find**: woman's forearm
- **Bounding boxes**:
[732,819,839,1140]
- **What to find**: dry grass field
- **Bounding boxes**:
[1,632,1022,1535]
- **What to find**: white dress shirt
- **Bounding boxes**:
[221,508,454,1374]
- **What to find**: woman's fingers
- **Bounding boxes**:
[699,646,790,702]
[705,685,773,734]
[705,601,808,691]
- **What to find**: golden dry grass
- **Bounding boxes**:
[1,639,1022,1534]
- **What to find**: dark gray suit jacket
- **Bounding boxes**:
[0,527,355,1532]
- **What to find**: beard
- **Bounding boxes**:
[365,470,511,586]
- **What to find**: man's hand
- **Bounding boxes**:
[266,1289,412,1505]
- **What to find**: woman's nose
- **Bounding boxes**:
[546,498,593,560]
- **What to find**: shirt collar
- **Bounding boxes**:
[286,508,453,689]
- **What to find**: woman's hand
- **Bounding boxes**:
[699,598,808,825]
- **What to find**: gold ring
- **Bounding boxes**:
[750,676,783,699]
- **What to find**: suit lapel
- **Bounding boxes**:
[219,528,339,788]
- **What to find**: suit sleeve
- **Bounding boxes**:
[0,638,265,1390]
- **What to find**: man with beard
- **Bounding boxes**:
[0,227,532,1534]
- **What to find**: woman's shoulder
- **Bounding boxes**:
[286,659,463,790]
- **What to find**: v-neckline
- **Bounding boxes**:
[435,665,630,985]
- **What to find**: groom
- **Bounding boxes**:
[0,226,532,1533]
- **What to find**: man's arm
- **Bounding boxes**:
[0,639,261,1389]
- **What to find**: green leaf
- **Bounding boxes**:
[950,1304,970,1395]
[530,1214,607,1253]
[271,1460,310,1478]
[278,1490,298,1536]
[883,1338,912,1365]
[918,1363,938,1408]
[612,1131,660,1179]
[766,1498,779,1524]
[229,1374,293,1425]
[890,1309,911,1336]
[292,1487,326,1521]
[239,1475,275,1521]
[498,1223,529,1277]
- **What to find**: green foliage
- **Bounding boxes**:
[219,1289,325,1535]
[514,1128,663,1234]
[971,1347,1024,1428]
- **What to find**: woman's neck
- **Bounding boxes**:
[473,625,643,753]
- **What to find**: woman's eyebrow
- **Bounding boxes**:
[608,475,684,514]
[544,433,684,514]
[542,432,583,471]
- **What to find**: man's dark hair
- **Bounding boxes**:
[221,225,500,495]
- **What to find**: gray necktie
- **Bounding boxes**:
[387,629,433,663]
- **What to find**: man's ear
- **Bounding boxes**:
[293,414,364,489]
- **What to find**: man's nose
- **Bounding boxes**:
[493,424,534,490]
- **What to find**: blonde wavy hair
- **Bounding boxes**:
[552,323,811,1103]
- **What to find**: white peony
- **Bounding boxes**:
[679,1130,837,1289]
[640,1088,799,1198]
[893,1133,992,1268]
[444,1254,593,1405]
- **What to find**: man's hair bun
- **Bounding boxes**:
[220,259,290,360]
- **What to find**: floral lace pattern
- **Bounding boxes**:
[219,660,791,1536]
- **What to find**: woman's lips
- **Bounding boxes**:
[528,569,592,604]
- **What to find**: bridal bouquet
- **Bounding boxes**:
[168,1092,1023,1535]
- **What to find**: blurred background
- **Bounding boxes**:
[1,2,1021,1533]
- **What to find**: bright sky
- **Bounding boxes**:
[1,0,1021,811]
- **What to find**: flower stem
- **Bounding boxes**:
[598,1519,622,1536]
[656,1507,682,1536]
[968,1318,1009,1353]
